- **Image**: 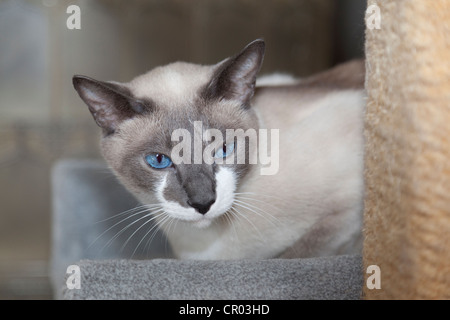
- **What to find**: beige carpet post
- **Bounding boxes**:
[363,0,450,299]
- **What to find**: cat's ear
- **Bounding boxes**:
[73,76,149,134]
[204,39,265,106]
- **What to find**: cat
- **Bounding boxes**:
[73,39,365,260]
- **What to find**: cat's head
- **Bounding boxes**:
[73,39,265,228]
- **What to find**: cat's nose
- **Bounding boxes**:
[188,199,215,215]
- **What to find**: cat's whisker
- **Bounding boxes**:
[168,214,179,237]
[230,207,264,241]
[119,209,165,253]
[234,196,284,221]
[100,207,163,254]
[88,206,159,251]
[235,191,289,208]
[233,195,283,213]
[224,210,239,242]
[234,192,285,202]
[130,211,167,258]
[156,213,175,256]
[144,212,172,256]
[163,214,180,254]
[93,204,161,224]
[234,194,309,223]
[232,199,282,227]
[235,192,313,209]
[163,215,177,255]
[227,208,244,239]
[226,208,242,228]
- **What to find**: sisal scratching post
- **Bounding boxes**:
[363,0,450,299]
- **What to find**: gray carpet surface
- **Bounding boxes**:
[62,254,363,300]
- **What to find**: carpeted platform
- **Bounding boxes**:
[62,255,363,300]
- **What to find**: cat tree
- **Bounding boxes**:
[363,0,450,299]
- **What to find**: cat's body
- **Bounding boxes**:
[73,40,365,260]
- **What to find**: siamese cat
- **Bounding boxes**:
[73,39,365,260]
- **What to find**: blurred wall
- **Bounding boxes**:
[0,0,365,299]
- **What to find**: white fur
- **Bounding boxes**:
[157,167,237,230]
[207,167,237,219]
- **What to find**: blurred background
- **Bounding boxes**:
[0,0,365,299]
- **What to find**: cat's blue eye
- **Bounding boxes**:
[214,142,235,159]
[145,153,172,169]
